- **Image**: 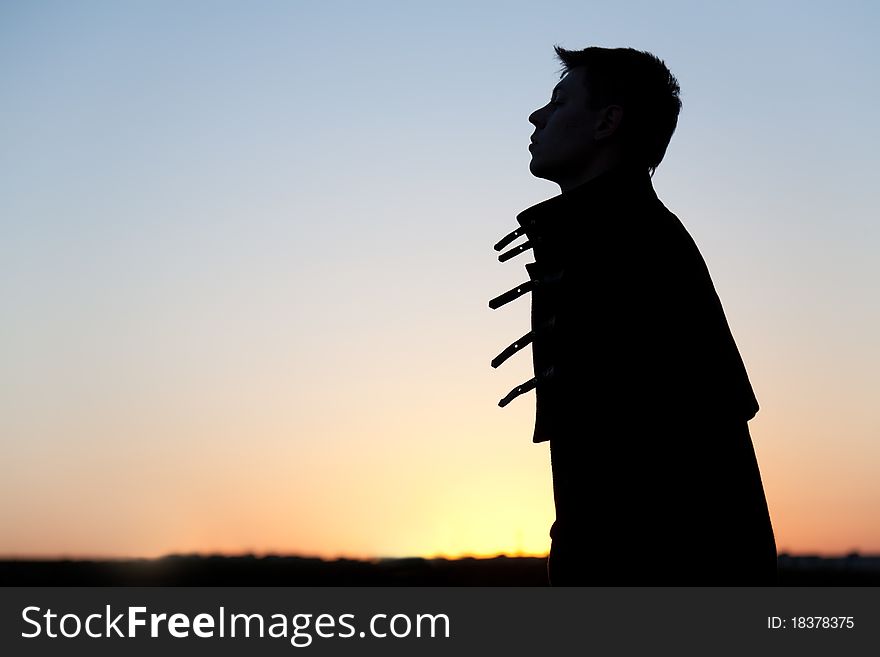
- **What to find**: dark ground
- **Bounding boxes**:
[3,553,880,586]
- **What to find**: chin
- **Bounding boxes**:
[528,158,556,182]
[528,157,544,177]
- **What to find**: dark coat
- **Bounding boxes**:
[490,163,777,584]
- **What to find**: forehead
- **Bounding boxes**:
[552,69,588,96]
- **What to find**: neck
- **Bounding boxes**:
[557,153,634,193]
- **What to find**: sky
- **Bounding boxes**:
[2,0,879,559]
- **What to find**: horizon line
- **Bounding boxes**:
[2,550,878,562]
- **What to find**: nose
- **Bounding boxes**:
[529,104,547,128]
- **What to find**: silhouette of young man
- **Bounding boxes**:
[490,46,777,585]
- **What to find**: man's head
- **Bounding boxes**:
[528,46,682,191]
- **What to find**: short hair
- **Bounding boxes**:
[553,45,682,177]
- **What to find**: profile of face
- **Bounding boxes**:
[528,67,621,190]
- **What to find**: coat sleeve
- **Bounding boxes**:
[556,221,759,433]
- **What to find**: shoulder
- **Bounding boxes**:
[638,204,718,297]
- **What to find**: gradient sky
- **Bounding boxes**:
[2,0,879,559]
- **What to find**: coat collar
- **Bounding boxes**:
[502,162,659,264]
[516,162,658,235]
